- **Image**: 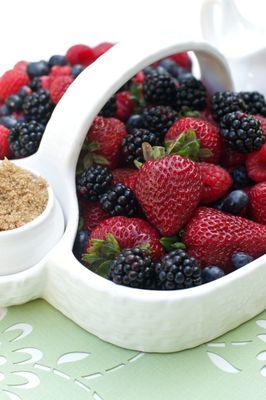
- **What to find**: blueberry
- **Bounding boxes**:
[0,116,17,129]
[221,190,249,215]
[230,166,253,189]
[5,95,23,112]
[155,66,170,76]
[126,114,144,132]
[202,266,225,283]
[48,55,67,67]
[232,252,254,270]
[73,230,89,261]
[0,104,11,117]
[71,64,84,78]
[159,58,177,74]
[143,66,154,75]
[26,60,50,78]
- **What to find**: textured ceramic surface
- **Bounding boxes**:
[0,36,265,353]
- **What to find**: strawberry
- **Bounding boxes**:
[115,91,134,121]
[199,162,232,204]
[87,216,164,260]
[87,116,126,169]
[184,207,266,272]
[66,44,96,67]
[165,117,221,163]
[246,144,266,182]
[0,125,11,159]
[112,168,139,191]
[0,69,29,101]
[82,201,108,232]
[135,154,202,236]
[93,42,113,58]
[249,183,266,224]
[50,75,74,104]
[170,52,192,70]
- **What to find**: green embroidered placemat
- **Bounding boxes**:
[0,299,266,400]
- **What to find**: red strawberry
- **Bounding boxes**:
[112,168,139,191]
[0,69,29,100]
[246,144,266,182]
[165,117,222,163]
[93,42,113,58]
[170,52,192,70]
[66,44,96,67]
[82,201,108,232]
[88,216,164,260]
[249,182,266,224]
[254,115,266,140]
[50,75,74,104]
[87,116,126,169]
[199,162,232,204]
[0,125,10,159]
[115,91,134,121]
[184,207,266,272]
[135,155,202,236]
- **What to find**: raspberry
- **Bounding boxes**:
[82,201,108,232]
[13,61,28,72]
[115,91,134,121]
[199,162,233,205]
[50,75,74,104]
[170,52,192,70]
[246,144,266,182]
[0,69,29,101]
[249,183,266,224]
[49,65,72,82]
[0,125,11,159]
[93,42,113,58]
[66,44,96,67]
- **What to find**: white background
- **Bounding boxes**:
[0,0,265,73]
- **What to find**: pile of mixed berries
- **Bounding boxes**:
[1,43,266,291]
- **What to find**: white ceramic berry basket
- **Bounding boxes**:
[1,36,266,353]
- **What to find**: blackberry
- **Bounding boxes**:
[108,247,154,289]
[29,77,41,91]
[142,106,178,136]
[220,111,265,152]
[211,91,247,122]
[230,165,253,189]
[100,183,137,217]
[77,165,113,201]
[155,249,202,290]
[143,71,177,106]
[8,120,45,158]
[238,91,266,116]
[121,128,160,165]
[23,89,55,124]
[175,77,207,111]
[99,96,117,117]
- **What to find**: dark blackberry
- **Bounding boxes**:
[5,95,23,112]
[29,77,41,91]
[238,91,266,116]
[100,183,137,217]
[175,77,207,111]
[108,247,154,289]
[121,128,160,165]
[211,91,247,122]
[77,165,113,201]
[155,249,202,290]
[8,120,45,158]
[142,106,178,136]
[99,96,117,117]
[220,111,265,152]
[230,166,253,189]
[143,71,177,106]
[23,89,55,124]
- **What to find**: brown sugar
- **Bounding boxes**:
[0,160,48,231]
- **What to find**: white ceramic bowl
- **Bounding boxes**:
[1,36,266,353]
